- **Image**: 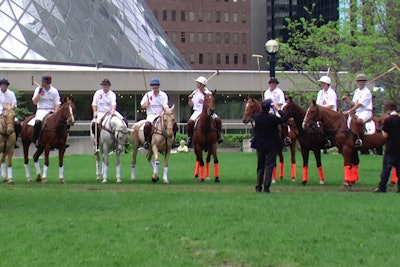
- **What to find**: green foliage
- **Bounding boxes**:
[9,85,31,120]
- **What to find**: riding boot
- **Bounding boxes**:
[187,119,194,147]
[214,117,224,144]
[355,119,364,148]
[143,121,153,150]
[14,120,21,148]
[33,120,42,148]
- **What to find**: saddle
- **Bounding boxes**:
[347,116,376,135]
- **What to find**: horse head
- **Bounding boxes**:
[163,105,176,138]
[242,97,261,124]
[113,120,129,154]
[203,90,216,117]
[62,96,76,126]
[2,108,15,134]
[303,99,325,133]
[282,97,305,129]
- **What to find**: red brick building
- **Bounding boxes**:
[145,0,251,70]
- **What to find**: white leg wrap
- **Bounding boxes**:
[163,166,168,181]
[116,164,121,179]
[43,165,48,179]
[59,166,64,179]
[34,161,41,175]
[1,162,6,178]
[131,164,136,180]
[154,160,160,175]
[7,167,13,179]
[103,164,108,179]
[24,164,31,179]
[96,160,101,176]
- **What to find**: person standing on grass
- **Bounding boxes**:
[251,99,288,193]
[374,100,400,193]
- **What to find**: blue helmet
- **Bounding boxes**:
[150,77,160,86]
[0,77,9,85]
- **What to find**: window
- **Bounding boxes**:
[189,12,195,22]
[199,53,203,64]
[198,32,203,43]
[225,53,230,64]
[233,33,238,44]
[224,12,229,23]
[242,33,247,44]
[189,54,195,64]
[171,10,176,21]
[181,32,186,43]
[216,53,221,64]
[181,11,185,21]
[215,32,221,44]
[198,11,203,22]
[207,32,212,43]
[224,32,230,44]
[241,12,247,23]
[206,12,212,22]
[242,54,247,65]
[189,32,194,43]
[216,11,220,22]
[162,10,167,21]
[172,32,177,43]
[234,53,238,64]
[207,53,213,65]
[233,12,238,23]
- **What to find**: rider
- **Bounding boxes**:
[187,76,223,146]
[263,77,285,114]
[91,79,124,154]
[316,75,337,148]
[30,75,61,148]
[140,77,170,150]
[342,73,372,148]
[0,78,19,148]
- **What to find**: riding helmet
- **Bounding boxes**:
[356,73,368,81]
[268,77,279,84]
[318,76,331,85]
[100,79,111,86]
[150,77,161,86]
[42,75,52,83]
[0,77,9,85]
[195,76,207,85]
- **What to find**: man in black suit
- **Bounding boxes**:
[251,99,288,193]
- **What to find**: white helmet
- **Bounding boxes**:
[195,76,207,85]
[318,76,331,85]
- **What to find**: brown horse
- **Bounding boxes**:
[0,109,17,184]
[242,97,296,182]
[282,98,330,185]
[192,90,220,182]
[303,100,385,187]
[131,105,176,183]
[21,97,76,184]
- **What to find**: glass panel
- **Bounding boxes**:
[10,26,27,44]
[10,1,25,20]
[1,35,28,58]
[0,11,16,32]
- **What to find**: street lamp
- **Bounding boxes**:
[265,39,280,78]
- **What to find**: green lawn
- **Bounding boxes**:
[0,151,397,267]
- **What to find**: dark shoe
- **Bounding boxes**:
[255,186,262,192]
[373,187,386,193]
[143,142,150,150]
[355,138,362,148]
[263,187,270,193]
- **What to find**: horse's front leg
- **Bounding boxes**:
[162,150,170,184]
[276,149,284,181]
[194,146,205,182]
[151,147,160,183]
[41,148,51,184]
[115,151,122,184]
[95,150,102,181]
[58,146,66,184]
[33,146,44,182]
[102,145,109,184]
[290,141,297,181]
[0,153,6,183]
[131,142,139,182]
[210,143,220,183]
[313,148,325,185]
[300,146,310,186]
[5,148,15,184]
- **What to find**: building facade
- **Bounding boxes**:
[146,0,251,70]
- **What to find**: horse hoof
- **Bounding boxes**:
[201,179,204,183]
[27,178,32,183]
[205,177,210,181]
[271,179,276,184]
[291,178,296,182]
[59,179,65,184]
[131,178,136,182]
[194,176,199,182]
[102,179,108,184]
[342,181,352,188]
[116,179,122,184]
[36,175,41,182]
[389,181,396,187]
[319,180,325,185]
[163,179,169,184]
[42,178,47,184]
[301,181,307,186]
[215,178,220,183]
[8,179,14,185]
[280,176,283,180]
[152,177,159,183]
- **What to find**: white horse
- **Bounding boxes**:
[91,113,130,184]
[131,105,175,183]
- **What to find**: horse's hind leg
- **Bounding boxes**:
[116,152,122,184]
[211,146,220,183]
[313,148,325,185]
[33,147,44,182]
[58,147,66,184]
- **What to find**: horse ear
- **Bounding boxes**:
[311,99,316,105]
[212,89,217,95]
[170,104,175,111]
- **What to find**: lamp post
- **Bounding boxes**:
[265,39,280,78]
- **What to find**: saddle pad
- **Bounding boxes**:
[347,117,375,135]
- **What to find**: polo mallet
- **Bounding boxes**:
[31,76,41,87]
[206,69,220,83]
[367,63,398,84]
[252,54,264,98]
[138,49,150,102]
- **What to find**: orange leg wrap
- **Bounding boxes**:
[317,166,325,181]
[279,162,284,179]
[199,165,205,180]
[214,163,219,178]
[206,162,210,178]
[391,167,398,184]
[291,163,296,179]
[194,161,200,176]
[272,166,277,180]
[302,166,308,182]
[344,165,352,183]
[352,165,359,182]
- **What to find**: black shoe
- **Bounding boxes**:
[373,187,386,193]
[263,187,270,193]
[143,142,150,150]
[255,186,262,192]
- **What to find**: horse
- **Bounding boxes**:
[92,112,130,184]
[192,90,220,183]
[303,100,386,187]
[130,105,176,183]
[241,97,296,182]
[21,97,76,184]
[0,108,17,184]
[282,98,330,185]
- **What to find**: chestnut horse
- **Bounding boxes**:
[193,90,220,183]
[131,105,176,183]
[242,97,296,182]
[0,109,17,184]
[303,100,385,187]
[282,98,329,185]
[21,97,76,184]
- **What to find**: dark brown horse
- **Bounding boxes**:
[242,97,296,182]
[192,90,220,183]
[303,100,385,187]
[0,109,17,184]
[282,98,329,185]
[21,97,76,184]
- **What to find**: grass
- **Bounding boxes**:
[0,150,398,267]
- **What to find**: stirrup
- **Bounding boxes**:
[355,138,362,148]
[324,140,332,149]
[143,142,150,150]
[283,137,292,146]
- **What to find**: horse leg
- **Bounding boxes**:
[278,149,284,180]
[205,151,211,180]
[194,146,205,182]
[116,151,122,184]
[151,148,160,183]
[23,140,32,182]
[313,148,325,185]
[41,148,50,184]
[350,149,360,183]
[194,161,200,181]
[58,147,66,184]
[102,146,109,184]
[342,144,355,187]
[163,151,170,184]
[95,151,102,180]
[131,146,138,182]
[33,147,44,182]
[300,147,310,186]
[290,141,297,181]
[212,144,219,183]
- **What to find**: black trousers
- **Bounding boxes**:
[256,150,277,190]
[378,153,400,191]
